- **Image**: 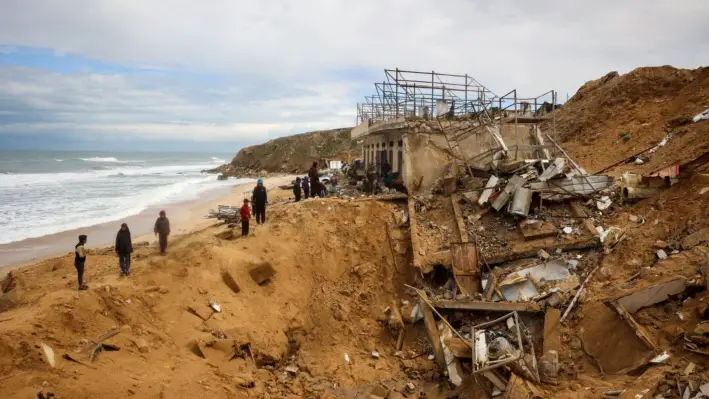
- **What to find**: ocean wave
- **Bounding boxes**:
[79,157,145,163]
[210,157,226,163]
[55,159,65,162]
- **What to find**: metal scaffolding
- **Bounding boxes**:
[356,69,498,124]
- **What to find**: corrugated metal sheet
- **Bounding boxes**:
[529,175,614,201]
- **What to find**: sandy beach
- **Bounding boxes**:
[0,174,296,272]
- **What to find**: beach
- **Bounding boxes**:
[0,174,296,272]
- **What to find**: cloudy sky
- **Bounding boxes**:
[0,0,707,152]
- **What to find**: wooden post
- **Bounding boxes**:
[419,292,446,370]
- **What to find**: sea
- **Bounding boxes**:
[0,150,245,245]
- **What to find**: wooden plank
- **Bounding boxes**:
[450,194,468,243]
[440,324,464,386]
[451,242,481,295]
[543,308,562,354]
[519,221,557,240]
[408,197,427,273]
[420,292,446,370]
[569,201,600,237]
[433,299,541,312]
[485,237,599,266]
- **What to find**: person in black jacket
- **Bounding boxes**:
[115,223,134,276]
[252,178,268,224]
[154,210,170,255]
[74,235,88,290]
[293,177,302,202]
[308,161,320,198]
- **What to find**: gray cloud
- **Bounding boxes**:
[0,0,708,144]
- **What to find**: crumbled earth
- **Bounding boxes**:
[0,197,448,399]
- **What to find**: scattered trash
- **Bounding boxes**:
[344,353,350,363]
[371,351,380,359]
[693,107,709,123]
[649,351,670,364]
[597,196,612,211]
[208,300,221,313]
[41,343,55,368]
[563,226,573,234]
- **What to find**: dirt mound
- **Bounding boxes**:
[550,66,709,175]
[0,198,427,398]
[221,127,355,175]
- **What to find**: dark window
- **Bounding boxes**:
[398,140,403,147]
[389,141,394,147]
[376,143,380,148]
[398,150,403,173]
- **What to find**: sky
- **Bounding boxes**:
[0,1,708,152]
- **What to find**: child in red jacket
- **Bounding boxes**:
[240,198,251,236]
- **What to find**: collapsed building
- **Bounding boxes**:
[350,67,709,397]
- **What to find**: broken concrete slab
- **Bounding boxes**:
[133,338,150,353]
[492,175,527,212]
[519,220,557,241]
[369,384,391,399]
[682,227,709,249]
[443,336,472,359]
[248,262,276,285]
[221,270,241,294]
[607,301,657,351]
[188,303,214,321]
[611,276,687,313]
[538,158,566,182]
[419,292,446,370]
[478,175,500,206]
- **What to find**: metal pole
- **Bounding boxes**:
[514,89,519,160]
[552,90,557,156]
[395,68,399,119]
[464,74,468,115]
[431,70,434,117]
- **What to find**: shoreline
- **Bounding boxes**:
[0,174,295,273]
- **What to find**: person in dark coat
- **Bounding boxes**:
[308,162,320,197]
[115,223,133,276]
[251,178,268,224]
[154,210,170,255]
[74,234,88,290]
[293,177,302,202]
[302,176,310,199]
[240,198,251,236]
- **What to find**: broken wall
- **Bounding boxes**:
[405,131,451,192]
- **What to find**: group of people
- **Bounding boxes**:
[72,169,325,290]
[293,161,331,201]
[72,210,171,290]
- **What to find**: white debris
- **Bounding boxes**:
[284,365,299,375]
[693,107,709,123]
[597,196,612,211]
[563,226,573,234]
[371,351,380,359]
[427,354,435,360]
[506,317,515,330]
[657,250,668,260]
[474,330,488,366]
[344,353,350,363]
[650,351,670,364]
[41,343,55,368]
[209,300,221,313]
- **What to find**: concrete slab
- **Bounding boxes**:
[613,277,687,313]
[249,262,276,285]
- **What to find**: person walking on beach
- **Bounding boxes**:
[252,178,268,224]
[154,210,170,255]
[293,177,302,202]
[115,223,133,276]
[74,235,89,290]
[308,161,320,198]
[302,175,310,199]
[240,198,251,236]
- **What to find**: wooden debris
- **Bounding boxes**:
[248,262,276,285]
[451,242,481,295]
[221,270,241,294]
[569,201,601,237]
[443,336,472,359]
[484,274,498,301]
[543,308,562,354]
[408,197,426,273]
[519,221,557,240]
[419,292,446,370]
[433,299,541,312]
[439,323,464,386]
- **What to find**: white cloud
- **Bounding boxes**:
[0,0,708,144]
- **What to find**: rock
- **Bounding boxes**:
[406,382,416,393]
[654,240,669,249]
[539,350,559,379]
[134,338,150,353]
[234,372,255,388]
[41,343,55,368]
[538,249,550,260]
[657,250,668,260]
[284,365,298,376]
[629,214,639,222]
[682,227,709,249]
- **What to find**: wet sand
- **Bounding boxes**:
[0,175,295,272]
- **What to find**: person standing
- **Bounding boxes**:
[154,210,170,255]
[294,177,302,202]
[240,198,251,236]
[252,178,268,224]
[115,223,133,276]
[74,235,88,290]
[308,162,320,198]
[302,176,310,199]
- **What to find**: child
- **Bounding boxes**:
[294,177,302,202]
[240,198,251,236]
[75,235,89,290]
